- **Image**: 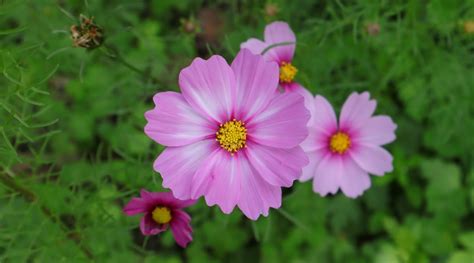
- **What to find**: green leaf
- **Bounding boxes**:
[459,232,474,251]
[420,159,467,218]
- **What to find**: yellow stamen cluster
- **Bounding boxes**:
[329,132,351,154]
[151,206,172,224]
[279,62,298,83]
[216,119,247,154]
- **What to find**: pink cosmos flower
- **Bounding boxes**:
[240,21,302,92]
[144,49,310,220]
[123,190,195,248]
[299,91,397,198]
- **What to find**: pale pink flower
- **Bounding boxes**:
[240,21,303,92]
[299,91,397,198]
[144,49,309,220]
[123,190,195,248]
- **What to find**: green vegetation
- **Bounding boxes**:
[1,0,473,262]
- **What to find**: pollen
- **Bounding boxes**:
[279,62,298,83]
[216,119,247,154]
[329,132,351,154]
[152,206,172,224]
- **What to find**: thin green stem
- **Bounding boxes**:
[116,55,144,75]
[99,45,160,83]
[275,208,310,232]
[260,41,296,56]
[0,172,36,201]
[251,221,260,242]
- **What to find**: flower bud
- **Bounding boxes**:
[365,22,380,36]
[180,16,200,35]
[264,3,279,17]
[70,15,104,49]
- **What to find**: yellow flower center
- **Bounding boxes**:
[151,206,172,224]
[216,119,247,154]
[329,132,351,154]
[279,62,298,83]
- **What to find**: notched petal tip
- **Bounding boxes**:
[205,197,237,215]
[242,206,272,221]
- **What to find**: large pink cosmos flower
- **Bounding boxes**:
[240,21,302,92]
[144,49,310,220]
[123,190,195,248]
[299,91,397,198]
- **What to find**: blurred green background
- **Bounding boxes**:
[1,0,473,262]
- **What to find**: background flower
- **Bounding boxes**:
[123,190,195,248]
[300,92,397,198]
[145,49,309,220]
[240,21,305,92]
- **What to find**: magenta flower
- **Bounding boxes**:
[123,190,195,248]
[144,49,309,220]
[299,91,397,198]
[240,21,302,92]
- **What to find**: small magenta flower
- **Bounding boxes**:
[240,21,302,92]
[123,190,195,248]
[144,49,309,220]
[299,92,397,198]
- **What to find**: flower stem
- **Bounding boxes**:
[260,41,295,56]
[0,171,36,201]
[99,45,160,83]
[275,208,310,232]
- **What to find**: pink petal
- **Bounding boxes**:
[349,144,393,176]
[140,213,167,236]
[311,95,338,136]
[240,38,267,56]
[144,92,214,147]
[139,189,172,206]
[123,197,150,216]
[246,142,308,187]
[289,82,311,100]
[339,92,376,131]
[312,154,342,196]
[139,190,196,209]
[154,139,217,200]
[263,21,296,63]
[293,85,315,123]
[237,157,281,220]
[204,151,242,214]
[190,148,222,199]
[179,55,236,123]
[231,49,280,120]
[279,82,292,92]
[300,126,329,153]
[339,157,371,198]
[170,210,193,248]
[352,116,397,146]
[248,92,309,149]
[299,148,327,182]
[280,81,307,93]
[173,199,197,209]
[299,93,332,153]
